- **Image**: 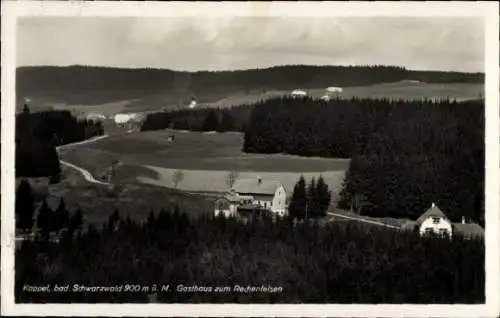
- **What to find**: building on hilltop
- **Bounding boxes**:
[214,177,287,219]
[400,202,484,240]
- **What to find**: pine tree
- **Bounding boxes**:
[23,103,30,114]
[54,198,70,232]
[15,179,35,232]
[68,207,84,235]
[288,176,307,220]
[107,209,121,232]
[316,175,331,217]
[147,209,156,228]
[202,110,219,131]
[306,178,317,219]
[220,112,235,132]
[37,199,53,240]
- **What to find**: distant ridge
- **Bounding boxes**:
[16,64,484,106]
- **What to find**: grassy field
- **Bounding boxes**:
[59,129,349,202]
[23,82,483,115]
[17,166,216,226]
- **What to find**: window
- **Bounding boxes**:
[424,228,433,235]
[432,217,440,224]
[439,229,449,237]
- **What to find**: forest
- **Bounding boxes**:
[15,203,484,304]
[244,97,484,224]
[17,65,483,105]
[142,96,484,224]
[16,105,104,178]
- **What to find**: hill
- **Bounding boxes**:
[16,65,483,111]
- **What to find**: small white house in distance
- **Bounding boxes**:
[85,113,106,121]
[416,203,453,238]
[291,89,307,98]
[214,177,287,218]
[326,87,343,93]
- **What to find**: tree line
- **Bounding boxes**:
[288,175,332,219]
[16,105,104,178]
[243,96,484,224]
[141,106,251,132]
[15,204,484,304]
[16,179,84,235]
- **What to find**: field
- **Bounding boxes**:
[23,82,483,116]
[18,166,216,226]
[59,129,349,201]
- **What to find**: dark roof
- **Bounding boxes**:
[231,178,282,196]
[214,198,230,210]
[416,204,449,225]
[453,223,484,238]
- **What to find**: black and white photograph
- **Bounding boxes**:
[1,1,499,317]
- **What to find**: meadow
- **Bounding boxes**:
[59,129,349,201]
[19,165,216,226]
[23,81,484,115]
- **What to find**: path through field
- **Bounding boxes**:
[327,211,401,229]
[56,135,111,185]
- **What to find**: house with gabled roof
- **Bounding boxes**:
[416,203,453,238]
[214,177,287,218]
[400,202,484,240]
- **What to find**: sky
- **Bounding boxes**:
[17,16,485,72]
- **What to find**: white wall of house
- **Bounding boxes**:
[252,197,273,210]
[271,186,287,216]
[419,217,453,238]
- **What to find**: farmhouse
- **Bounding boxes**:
[214,177,287,218]
[326,86,343,93]
[400,203,484,240]
[291,89,307,98]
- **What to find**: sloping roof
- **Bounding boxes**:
[224,194,242,202]
[416,204,449,225]
[231,178,282,196]
[214,199,230,210]
[453,223,484,238]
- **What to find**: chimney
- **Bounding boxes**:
[431,202,436,208]
[462,216,466,224]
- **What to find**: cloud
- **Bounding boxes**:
[17,16,484,72]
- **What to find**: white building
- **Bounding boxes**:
[214,177,287,218]
[326,87,343,93]
[85,113,106,121]
[291,89,308,98]
[400,203,484,240]
[417,203,453,238]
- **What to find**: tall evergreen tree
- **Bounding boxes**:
[107,209,121,232]
[201,110,220,131]
[288,176,307,220]
[22,103,30,114]
[15,179,35,231]
[306,178,318,219]
[316,175,332,217]
[37,199,53,240]
[219,111,235,132]
[54,198,70,232]
[68,207,84,234]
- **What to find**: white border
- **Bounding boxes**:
[2,1,499,317]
